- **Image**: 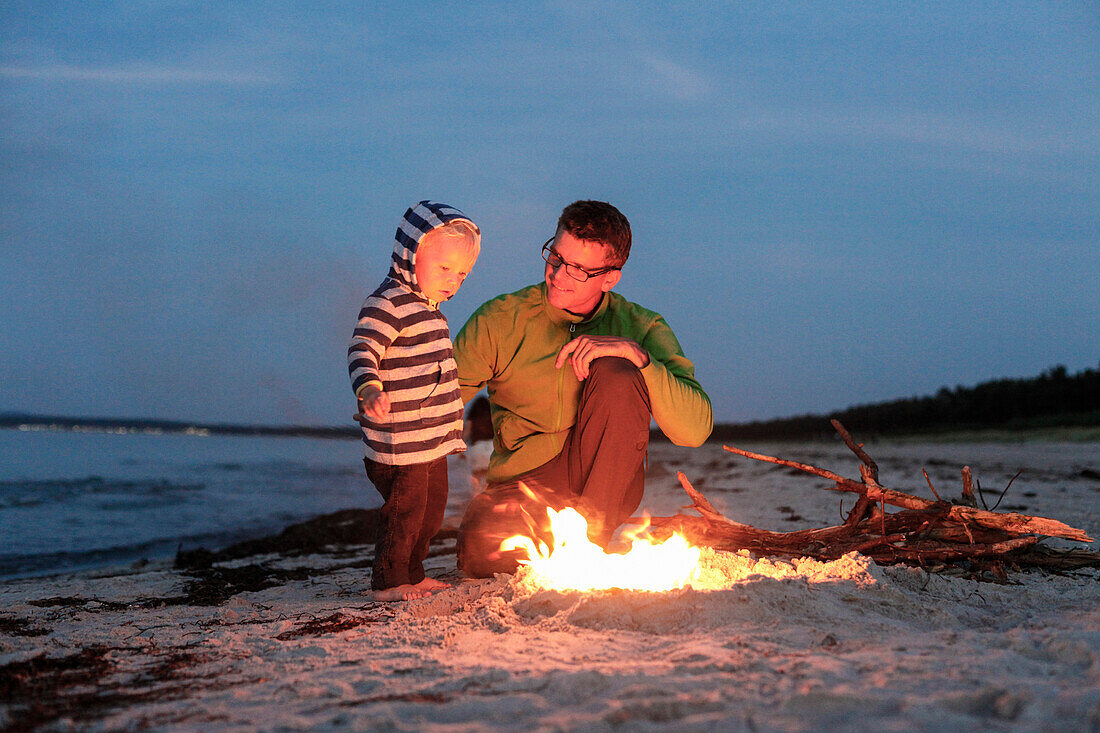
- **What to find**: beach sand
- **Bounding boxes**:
[2,439,1098,731]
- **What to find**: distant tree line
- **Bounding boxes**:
[6,362,1097,444]
[707,363,1100,442]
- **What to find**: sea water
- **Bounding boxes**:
[0,427,378,581]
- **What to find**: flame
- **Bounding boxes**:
[501,506,702,592]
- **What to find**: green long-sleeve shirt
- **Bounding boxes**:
[454,283,713,483]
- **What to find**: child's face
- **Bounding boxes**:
[415,230,478,303]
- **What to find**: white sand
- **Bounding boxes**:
[2,440,1098,731]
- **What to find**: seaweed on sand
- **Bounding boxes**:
[170,508,456,606]
[0,644,238,732]
[174,508,386,569]
[0,617,48,638]
[274,611,388,640]
[169,508,384,606]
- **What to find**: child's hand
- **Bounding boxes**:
[356,387,390,421]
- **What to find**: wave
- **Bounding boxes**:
[0,476,205,509]
[0,523,299,582]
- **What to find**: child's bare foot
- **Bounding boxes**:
[366,584,431,602]
[415,577,451,592]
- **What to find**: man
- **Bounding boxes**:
[453,200,713,577]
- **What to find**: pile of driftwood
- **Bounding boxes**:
[645,421,1098,577]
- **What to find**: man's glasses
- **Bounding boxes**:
[541,238,620,282]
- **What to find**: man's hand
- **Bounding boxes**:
[355,386,391,422]
[555,335,650,380]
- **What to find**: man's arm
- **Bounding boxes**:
[640,351,713,447]
[555,320,712,446]
[555,335,649,380]
[640,317,712,446]
[453,307,495,403]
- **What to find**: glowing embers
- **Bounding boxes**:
[501,505,702,592]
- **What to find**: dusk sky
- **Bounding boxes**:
[3,2,1098,427]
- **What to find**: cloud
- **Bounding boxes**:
[637,53,709,101]
[730,102,1100,159]
[0,64,271,86]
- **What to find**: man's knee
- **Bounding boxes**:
[587,356,642,384]
[583,357,650,421]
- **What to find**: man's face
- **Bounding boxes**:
[415,230,478,303]
[543,230,621,316]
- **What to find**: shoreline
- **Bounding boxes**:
[4,435,1097,588]
[6,415,1098,445]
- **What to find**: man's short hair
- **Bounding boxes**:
[556,200,631,268]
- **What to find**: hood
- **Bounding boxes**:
[389,200,478,297]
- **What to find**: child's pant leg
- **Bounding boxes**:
[407,456,449,585]
[364,460,428,590]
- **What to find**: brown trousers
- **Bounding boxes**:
[364,456,449,590]
[457,357,651,578]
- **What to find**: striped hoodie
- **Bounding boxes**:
[348,201,477,465]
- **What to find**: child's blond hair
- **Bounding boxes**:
[421,219,481,257]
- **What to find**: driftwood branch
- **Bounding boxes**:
[718,445,1091,542]
[640,423,1098,574]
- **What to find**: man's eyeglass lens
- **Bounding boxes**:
[541,241,609,282]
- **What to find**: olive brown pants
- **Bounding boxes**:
[456,357,651,578]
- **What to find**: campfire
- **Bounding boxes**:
[494,420,1099,588]
[501,504,703,592]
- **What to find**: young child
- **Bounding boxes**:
[348,201,480,601]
